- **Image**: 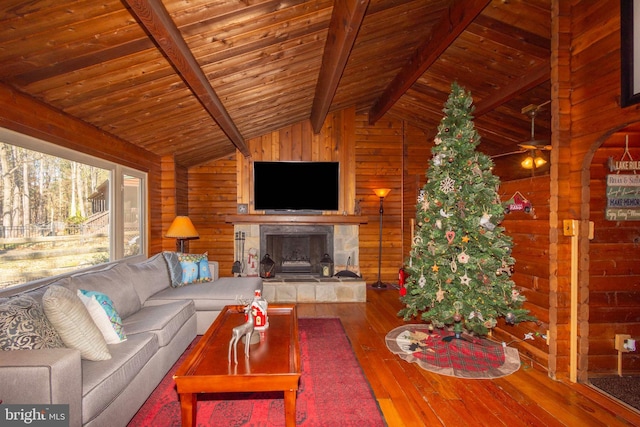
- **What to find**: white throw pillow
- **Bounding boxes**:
[77,290,123,344]
[42,285,111,361]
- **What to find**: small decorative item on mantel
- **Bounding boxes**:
[260,254,276,278]
[320,253,334,277]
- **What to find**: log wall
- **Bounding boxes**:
[556,0,640,379]
[588,138,640,374]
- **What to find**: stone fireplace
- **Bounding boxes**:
[231,221,364,302]
[260,225,333,275]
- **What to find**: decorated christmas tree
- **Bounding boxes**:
[399,82,532,336]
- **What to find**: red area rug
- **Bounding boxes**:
[385,324,521,379]
[128,318,386,426]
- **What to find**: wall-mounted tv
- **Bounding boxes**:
[253,161,339,213]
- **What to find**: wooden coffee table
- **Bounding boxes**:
[173,304,300,427]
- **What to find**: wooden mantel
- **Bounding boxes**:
[225,215,368,225]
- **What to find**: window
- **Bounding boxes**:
[0,128,147,290]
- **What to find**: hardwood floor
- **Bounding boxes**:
[297,288,640,427]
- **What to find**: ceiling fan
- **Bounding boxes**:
[491,101,551,169]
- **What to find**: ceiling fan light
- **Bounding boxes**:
[534,156,547,167]
[521,156,534,169]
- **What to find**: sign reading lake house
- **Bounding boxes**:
[606,174,640,221]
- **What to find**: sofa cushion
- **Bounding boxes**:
[42,285,111,361]
[0,295,65,350]
[127,253,171,303]
[66,263,141,318]
[162,251,183,288]
[122,300,195,348]
[148,277,262,312]
[77,290,127,344]
[81,332,158,425]
[178,252,212,285]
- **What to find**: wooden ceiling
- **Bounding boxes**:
[0,0,551,170]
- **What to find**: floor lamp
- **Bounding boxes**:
[372,188,391,289]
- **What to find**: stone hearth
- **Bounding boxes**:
[262,276,366,303]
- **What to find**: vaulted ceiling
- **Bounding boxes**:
[0,0,551,170]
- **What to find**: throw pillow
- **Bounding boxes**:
[42,285,111,361]
[178,252,213,286]
[0,295,65,351]
[77,290,127,344]
[162,251,183,288]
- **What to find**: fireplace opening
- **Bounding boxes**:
[260,225,333,275]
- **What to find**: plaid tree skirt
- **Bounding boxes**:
[385,325,521,379]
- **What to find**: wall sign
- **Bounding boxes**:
[606,174,640,220]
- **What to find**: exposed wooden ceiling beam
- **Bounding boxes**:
[310,0,370,133]
[122,0,250,158]
[367,0,490,125]
[473,61,550,117]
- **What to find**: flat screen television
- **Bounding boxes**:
[253,161,339,213]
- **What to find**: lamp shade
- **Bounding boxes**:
[373,188,391,198]
[166,216,199,238]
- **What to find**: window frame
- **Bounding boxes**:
[0,127,148,268]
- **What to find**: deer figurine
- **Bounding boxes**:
[228,304,255,364]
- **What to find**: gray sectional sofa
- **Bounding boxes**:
[0,253,262,427]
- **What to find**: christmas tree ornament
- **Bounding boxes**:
[445,230,455,244]
[479,213,495,230]
[457,251,469,264]
[440,176,455,193]
[440,208,452,218]
[459,273,471,286]
[418,273,426,288]
[431,263,439,272]
[450,257,457,273]
[435,219,442,229]
[505,312,516,324]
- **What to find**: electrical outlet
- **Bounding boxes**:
[615,334,632,352]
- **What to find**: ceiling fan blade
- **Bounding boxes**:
[518,142,551,151]
[490,149,528,159]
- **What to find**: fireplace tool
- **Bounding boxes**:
[232,231,245,275]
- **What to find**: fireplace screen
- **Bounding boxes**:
[260,225,333,275]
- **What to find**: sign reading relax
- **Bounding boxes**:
[606,174,640,221]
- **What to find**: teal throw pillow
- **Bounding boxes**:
[79,289,126,343]
[178,252,212,286]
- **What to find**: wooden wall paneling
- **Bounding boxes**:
[355,114,404,284]
[402,122,431,266]
[587,142,640,374]
[563,0,640,380]
[188,156,237,274]
[160,155,178,252]
[340,107,357,214]
[491,176,551,368]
